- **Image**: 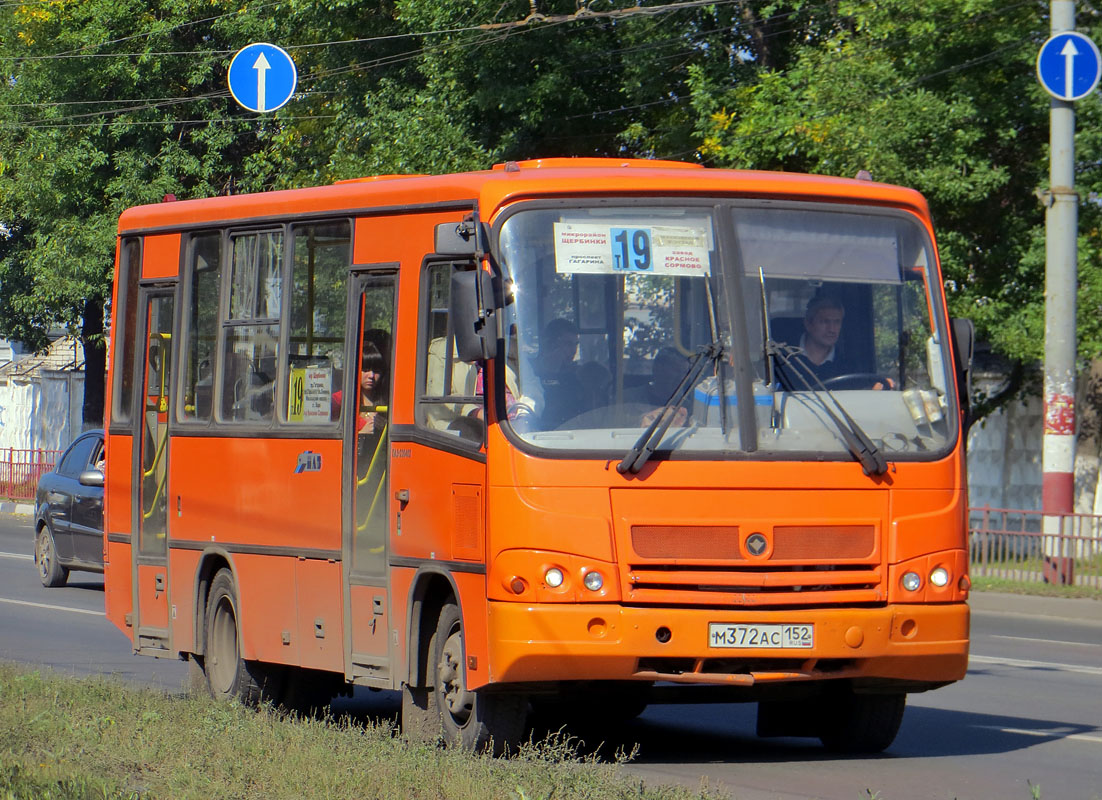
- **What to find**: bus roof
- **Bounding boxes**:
[116,158,931,235]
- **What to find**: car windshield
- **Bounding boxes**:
[494,201,956,462]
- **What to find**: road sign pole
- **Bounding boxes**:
[1043,0,1079,584]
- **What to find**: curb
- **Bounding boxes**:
[0,501,33,517]
[970,590,1101,624]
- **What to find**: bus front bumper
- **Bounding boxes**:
[485,601,968,689]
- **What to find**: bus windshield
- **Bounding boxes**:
[496,201,956,462]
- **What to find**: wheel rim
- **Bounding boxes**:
[438,625,473,726]
[208,595,239,695]
[36,531,52,581]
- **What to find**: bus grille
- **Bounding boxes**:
[624,524,884,606]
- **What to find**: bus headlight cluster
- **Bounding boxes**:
[901,567,952,593]
[544,567,565,588]
[929,567,950,588]
[583,570,604,591]
[901,571,923,592]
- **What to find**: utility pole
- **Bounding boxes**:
[1036,0,1099,583]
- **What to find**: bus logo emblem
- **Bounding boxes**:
[295,451,322,473]
[745,533,768,557]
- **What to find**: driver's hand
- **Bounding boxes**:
[640,406,688,428]
[872,378,896,391]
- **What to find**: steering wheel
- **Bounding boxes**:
[820,372,895,390]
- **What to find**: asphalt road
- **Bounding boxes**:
[2,513,1100,800]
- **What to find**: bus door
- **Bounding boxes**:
[344,272,396,681]
[132,288,175,654]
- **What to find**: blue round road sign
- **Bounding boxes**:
[228,43,297,113]
[1037,31,1102,101]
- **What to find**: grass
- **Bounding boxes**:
[971,576,1102,600]
[0,662,721,800]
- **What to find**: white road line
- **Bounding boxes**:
[992,634,1100,648]
[970,653,1102,677]
[0,596,103,617]
[972,724,1102,745]
[0,551,32,561]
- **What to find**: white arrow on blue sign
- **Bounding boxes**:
[228,43,297,113]
[1037,31,1102,101]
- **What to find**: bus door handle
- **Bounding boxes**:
[394,489,410,507]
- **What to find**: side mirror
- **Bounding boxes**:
[435,220,479,256]
[79,469,105,488]
[450,269,498,362]
[950,317,975,426]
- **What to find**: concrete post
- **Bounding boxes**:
[1043,0,1079,584]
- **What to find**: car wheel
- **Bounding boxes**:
[35,524,68,588]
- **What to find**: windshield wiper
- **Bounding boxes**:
[618,343,723,475]
[769,342,888,476]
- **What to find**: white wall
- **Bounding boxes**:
[0,372,85,453]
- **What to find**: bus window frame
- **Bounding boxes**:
[110,236,143,427]
[487,195,960,466]
[173,219,355,437]
[414,257,487,457]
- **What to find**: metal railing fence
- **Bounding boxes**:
[969,505,1102,589]
[0,449,62,502]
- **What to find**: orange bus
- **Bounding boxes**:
[104,158,974,754]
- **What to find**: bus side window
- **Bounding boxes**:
[179,232,221,423]
[417,262,484,442]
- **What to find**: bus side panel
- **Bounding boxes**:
[234,554,299,664]
[295,558,344,672]
[141,233,182,279]
[391,566,415,687]
[103,433,134,637]
[453,571,490,691]
[167,548,199,654]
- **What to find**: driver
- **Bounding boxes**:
[780,292,893,390]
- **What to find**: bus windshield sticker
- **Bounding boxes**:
[553,221,712,276]
[288,366,333,423]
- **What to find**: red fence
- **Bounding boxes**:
[969,506,1102,589]
[0,449,62,502]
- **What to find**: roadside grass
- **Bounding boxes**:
[0,662,720,800]
[971,576,1102,600]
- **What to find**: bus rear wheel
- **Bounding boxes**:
[817,690,906,754]
[431,602,526,755]
[201,569,272,705]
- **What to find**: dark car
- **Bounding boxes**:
[33,429,105,587]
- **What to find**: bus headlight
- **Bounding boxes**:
[901,571,922,592]
[929,567,950,588]
[583,571,604,592]
[544,567,565,588]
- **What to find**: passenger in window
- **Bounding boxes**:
[333,342,388,434]
[533,318,587,428]
[628,347,691,427]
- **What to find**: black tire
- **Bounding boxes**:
[35,524,68,588]
[818,691,906,754]
[431,602,526,755]
[200,569,272,705]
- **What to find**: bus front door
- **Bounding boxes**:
[132,289,174,654]
[344,273,396,682]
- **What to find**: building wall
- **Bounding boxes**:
[0,373,85,452]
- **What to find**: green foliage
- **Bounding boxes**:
[1,0,1099,413]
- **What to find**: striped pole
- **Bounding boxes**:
[1042,0,1078,585]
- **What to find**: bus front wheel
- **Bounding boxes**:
[201,569,272,705]
[431,602,526,755]
[817,690,906,753]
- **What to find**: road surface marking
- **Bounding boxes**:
[993,634,1099,648]
[973,724,1102,745]
[970,653,1102,677]
[0,551,32,561]
[0,596,103,617]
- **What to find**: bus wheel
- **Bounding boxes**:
[35,524,68,588]
[817,691,906,754]
[431,602,526,755]
[201,569,269,705]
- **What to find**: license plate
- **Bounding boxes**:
[708,623,814,649]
